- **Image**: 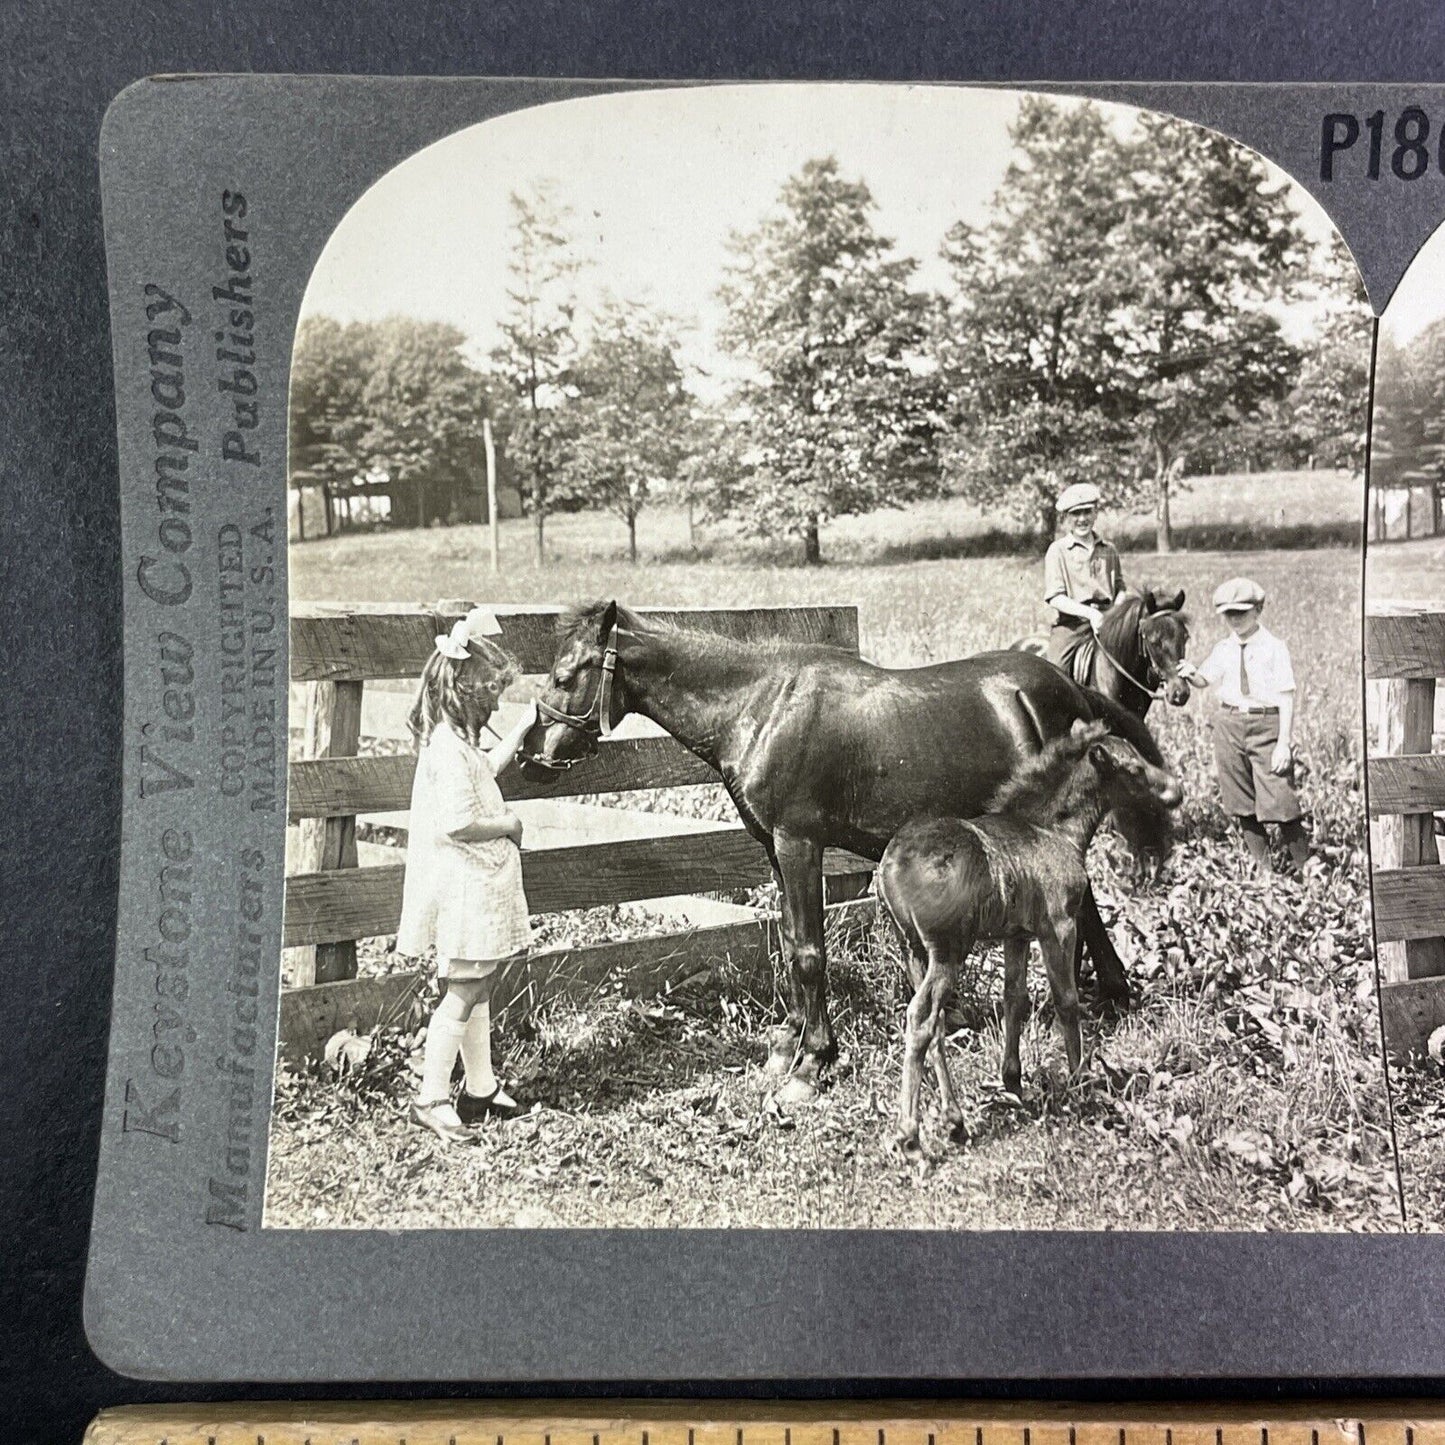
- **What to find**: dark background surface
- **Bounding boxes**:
[8,1,1445,1440]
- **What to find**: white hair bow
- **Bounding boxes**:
[434,607,503,660]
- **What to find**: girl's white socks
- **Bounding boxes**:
[460,1000,498,1099]
[418,1009,468,1106]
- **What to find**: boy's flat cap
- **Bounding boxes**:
[1056,481,1101,513]
[1212,577,1266,613]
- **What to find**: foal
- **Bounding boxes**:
[877,720,1183,1157]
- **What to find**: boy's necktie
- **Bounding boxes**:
[1238,642,1251,702]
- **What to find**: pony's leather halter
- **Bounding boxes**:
[529,624,620,770]
[1092,623,1169,702]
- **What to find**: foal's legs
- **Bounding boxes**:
[1041,917,1084,1077]
[902,940,967,1138]
[897,933,965,1157]
[1000,937,1032,1097]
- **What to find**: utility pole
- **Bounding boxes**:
[483,417,500,573]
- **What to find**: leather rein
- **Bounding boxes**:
[1093,619,1172,703]
[527,624,621,771]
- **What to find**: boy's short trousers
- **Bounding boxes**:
[1047,619,1098,686]
[1212,707,1302,823]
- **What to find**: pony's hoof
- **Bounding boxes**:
[892,1128,924,1160]
[1095,986,1133,1016]
[945,1114,972,1146]
[765,1027,799,1075]
[776,1073,819,1106]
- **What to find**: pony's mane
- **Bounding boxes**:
[555,599,615,650]
[989,720,1110,817]
[1097,592,1146,654]
[555,599,834,660]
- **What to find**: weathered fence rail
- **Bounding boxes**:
[1365,605,1445,1057]
[280,602,872,1062]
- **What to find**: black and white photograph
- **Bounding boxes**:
[261,85,1394,1232]
[1364,217,1445,1227]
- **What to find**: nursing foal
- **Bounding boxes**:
[877,720,1183,1158]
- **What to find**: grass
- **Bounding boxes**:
[266,475,1406,1231]
[1367,533,1445,606]
[291,469,1361,589]
[1390,1060,1445,1226]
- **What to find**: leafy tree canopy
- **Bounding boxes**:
[714,156,945,563]
[564,297,696,561]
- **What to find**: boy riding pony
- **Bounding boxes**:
[1043,482,1127,686]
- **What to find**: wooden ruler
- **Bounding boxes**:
[82,1402,1445,1445]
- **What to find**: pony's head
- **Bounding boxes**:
[1137,587,1192,707]
[517,599,627,783]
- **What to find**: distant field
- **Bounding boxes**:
[291,468,1362,587]
[1367,534,1445,606]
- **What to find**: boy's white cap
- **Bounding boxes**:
[1212,577,1266,613]
[1056,482,1101,513]
[435,606,504,659]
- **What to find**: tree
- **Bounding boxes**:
[938,101,1309,552]
[490,183,587,564]
[1372,319,1445,537]
[1288,235,1373,471]
[1110,112,1308,550]
[714,156,943,564]
[565,299,693,562]
[360,318,492,527]
[933,100,1139,540]
[288,315,374,531]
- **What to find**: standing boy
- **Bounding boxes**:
[1043,481,1127,684]
[1181,577,1310,871]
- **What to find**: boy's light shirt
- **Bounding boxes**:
[1197,623,1296,709]
[1042,531,1124,607]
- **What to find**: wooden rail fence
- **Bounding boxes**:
[1366,605,1445,1057]
[280,602,873,1062]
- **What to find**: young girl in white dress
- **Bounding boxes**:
[397,608,538,1144]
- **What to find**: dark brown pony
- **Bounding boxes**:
[518,602,1175,1100]
[1014,588,1193,720]
[877,720,1182,1157]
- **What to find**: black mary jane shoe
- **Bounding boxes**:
[455,1082,524,1125]
[408,1099,477,1145]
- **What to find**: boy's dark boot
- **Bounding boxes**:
[1278,818,1311,870]
[1236,816,1272,871]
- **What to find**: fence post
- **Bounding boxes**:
[1377,674,1445,983]
[291,678,365,985]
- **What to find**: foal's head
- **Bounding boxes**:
[993,719,1183,831]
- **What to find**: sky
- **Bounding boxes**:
[302,83,1346,388]
[1382,220,1445,345]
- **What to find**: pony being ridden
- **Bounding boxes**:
[1014,588,1193,721]
[877,720,1183,1159]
